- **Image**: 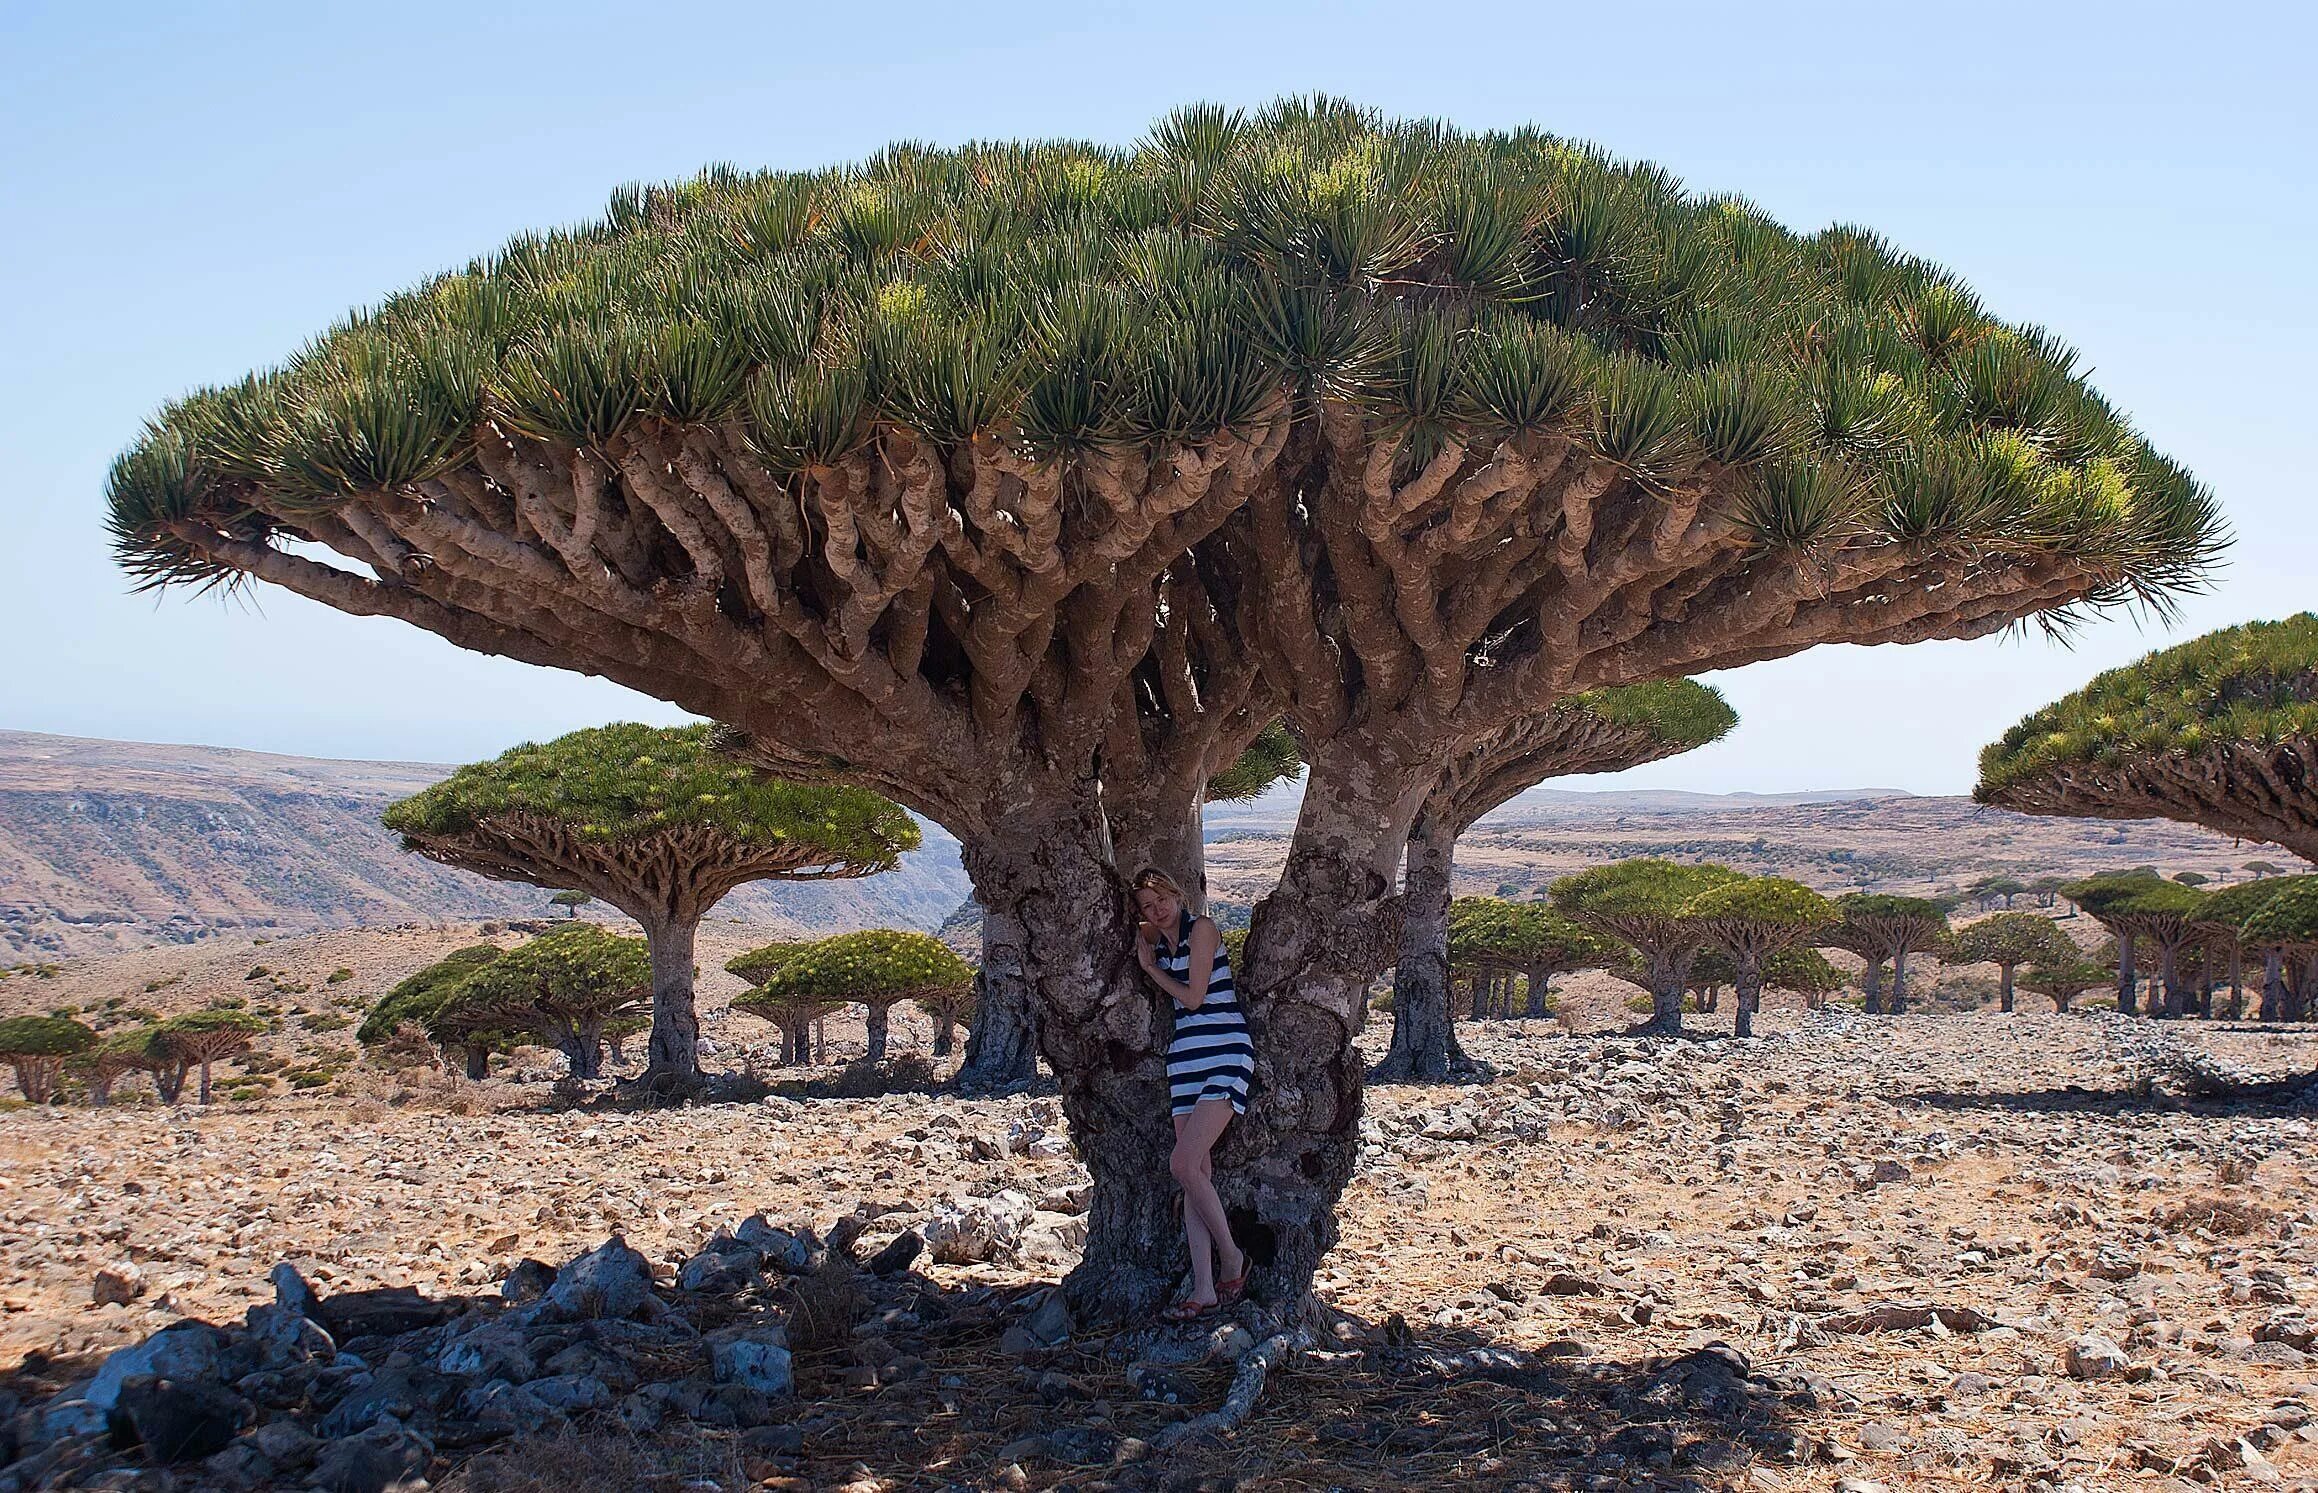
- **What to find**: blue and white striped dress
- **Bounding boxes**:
[1158,910,1254,1116]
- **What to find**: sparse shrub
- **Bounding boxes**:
[327,967,355,984]
[0,1016,97,1104]
[818,1054,938,1098]
[245,966,270,980]
[299,1012,350,1033]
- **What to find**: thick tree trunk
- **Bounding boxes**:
[2116,932,2138,1016]
[197,1058,214,1105]
[931,1017,955,1057]
[1642,950,1686,1034]
[1861,960,1885,1015]
[1999,963,2017,1014]
[863,1002,892,1062]
[957,905,1039,1090]
[638,912,703,1084]
[1230,735,1424,1314]
[2262,951,2285,1022]
[1732,955,1761,1039]
[1376,810,1464,1083]
[2054,991,2075,1013]
[1110,791,1210,913]
[1888,949,1912,1016]
[88,1073,114,1107]
[464,1045,489,1081]
[155,1062,187,1105]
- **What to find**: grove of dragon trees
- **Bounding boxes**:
[106,98,2223,1317]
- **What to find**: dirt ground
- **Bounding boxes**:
[7,956,2318,1489]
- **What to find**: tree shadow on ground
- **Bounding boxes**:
[421,1269,1809,1493]
[1904,1073,2318,1119]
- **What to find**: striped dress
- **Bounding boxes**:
[1158,909,1255,1116]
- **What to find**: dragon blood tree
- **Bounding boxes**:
[0,1016,95,1104]
[432,924,651,1080]
[74,1028,170,1106]
[360,944,507,1078]
[2197,878,2294,1020]
[1764,945,1842,1010]
[1826,894,1948,1015]
[157,1010,268,1105]
[1978,616,2318,862]
[2235,877,2318,1022]
[1945,911,2075,1014]
[1552,859,1742,1032]
[744,930,972,1063]
[2061,871,2200,1018]
[1382,679,1733,1080]
[1419,896,1609,1069]
[383,723,916,1089]
[1684,876,1836,1038]
[726,941,823,1063]
[2016,956,2113,1014]
[106,99,2221,1316]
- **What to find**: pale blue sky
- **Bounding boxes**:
[4,1,2310,793]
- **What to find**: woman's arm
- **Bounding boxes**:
[1135,918,1219,1008]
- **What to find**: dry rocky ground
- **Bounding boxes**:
[7,942,2318,1490]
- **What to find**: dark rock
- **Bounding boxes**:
[244,1303,336,1370]
[316,1287,453,1343]
[88,1322,237,1413]
[1025,1291,1073,1346]
[523,1375,612,1414]
[708,1325,794,1396]
[315,1369,445,1440]
[247,1419,319,1468]
[310,1421,433,1493]
[270,1263,321,1321]
[500,1259,557,1305]
[867,1231,923,1278]
[741,1424,806,1457]
[110,1376,251,1462]
[436,1324,535,1383]
[543,1238,655,1322]
[735,1216,813,1273]
[677,1239,760,1294]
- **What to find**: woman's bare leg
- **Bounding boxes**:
[1170,1099,1245,1302]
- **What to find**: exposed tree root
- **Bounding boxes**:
[1153,1323,1310,1449]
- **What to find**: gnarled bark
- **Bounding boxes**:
[956,906,1038,1090]
[1375,809,1468,1081]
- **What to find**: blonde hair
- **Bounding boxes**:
[1129,866,1187,903]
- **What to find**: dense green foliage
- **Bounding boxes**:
[2193,878,2299,941]
[156,1009,269,1054]
[1574,679,1739,755]
[744,929,973,1003]
[1446,897,1614,969]
[2241,878,2318,947]
[1682,876,1835,935]
[438,924,651,1027]
[1946,912,2075,970]
[383,722,919,861]
[1206,723,1304,803]
[724,940,817,987]
[357,944,504,1045]
[2016,958,2115,1007]
[0,1015,96,1059]
[2059,871,2205,925]
[1980,615,2318,794]
[1762,946,1842,997]
[113,98,2216,609]
[1550,858,1744,928]
[1827,892,1948,950]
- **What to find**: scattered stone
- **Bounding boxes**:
[866,1230,923,1277]
[543,1237,655,1321]
[2065,1333,2133,1380]
[110,1375,250,1462]
[91,1263,146,1307]
[708,1325,795,1397]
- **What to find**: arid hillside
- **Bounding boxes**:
[0,731,970,960]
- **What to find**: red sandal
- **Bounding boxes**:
[1159,1296,1218,1323]
[1215,1273,1247,1308]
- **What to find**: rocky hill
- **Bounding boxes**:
[0,731,968,960]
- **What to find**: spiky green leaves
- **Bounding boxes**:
[740,929,972,1006]
[155,1009,269,1059]
[1684,877,1836,937]
[1446,898,1616,970]
[1206,722,1304,803]
[2241,878,2318,948]
[1550,858,1744,955]
[1946,912,2075,971]
[1826,893,1949,959]
[383,722,919,863]
[358,945,504,1046]
[1980,616,2318,798]
[109,97,2217,618]
[1572,678,1738,754]
[0,1016,97,1060]
[725,940,816,988]
[435,924,650,1034]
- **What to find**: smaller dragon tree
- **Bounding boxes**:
[726,941,825,1064]
[1764,946,1843,1010]
[2191,879,2289,1019]
[1551,859,1743,1034]
[1978,616,2318,863]
[2016,956,2115,1014]
[917,982,979,1059]
[1441,898,1611,1040]
[2062,872,2205,1018]
[384,722,918,1091]
[1946,912,2077,1014]
[743,931,972,1064]
[157,1010,268,1105]
[73,1027,169,1106]
[0,1016,95,1104]
[1684,877,1837,1038]
[1826,894,1948,1015]
[1383,681,1734,1082]
[430,925,650,1080]
[360,945,508,1078]
[549,890,594,920]
[2239,877,2318,1022]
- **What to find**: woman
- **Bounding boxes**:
[1131,867,1253,1321]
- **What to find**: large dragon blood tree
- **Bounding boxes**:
[1978,615,2318,863]
[1381,678,1734,1079]
[382,723,916,1088]
[108,98,2222,1316]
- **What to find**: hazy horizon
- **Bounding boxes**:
[7,1,2309,795]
